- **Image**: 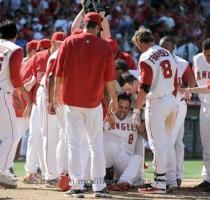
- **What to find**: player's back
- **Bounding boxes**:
[0,39,21,93]
[140,45,177,99]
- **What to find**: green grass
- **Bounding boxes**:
[144,159,203,179]
[14,159,203,179]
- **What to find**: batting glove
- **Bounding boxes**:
[132,108,141,127]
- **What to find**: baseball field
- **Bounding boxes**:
[0,159,209,200]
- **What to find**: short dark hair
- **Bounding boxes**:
[132,27,155,44]
[118,73,137,87]
[202,39,210,50]
[0,19,17,39]
[115,59,129,72]
[118,93,131,105]
[85,21,99,30]
[159,35,176,47]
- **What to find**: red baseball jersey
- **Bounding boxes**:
[30,49,51,103]
[55,32,116,108]
[12,57,35,117]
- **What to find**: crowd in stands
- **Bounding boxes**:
[0,0,210,64]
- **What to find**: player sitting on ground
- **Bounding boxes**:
[103,93,144,191]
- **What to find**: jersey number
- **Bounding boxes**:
[128,133,134,144]
[0,56,3,72]
[160,60,172,79]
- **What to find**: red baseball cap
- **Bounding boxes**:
[51,32,66,42]
[106,37,119,53]
[26,40,38,52]
[83,12,103,26]
[37,39,51,51]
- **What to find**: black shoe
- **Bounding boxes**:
[177,179,182,188]
[105,167,114,185]
[194,181,210,191]
[205,185,210,192]
[94,188,110,198]
[64,189,84,198]
[45,178,58,187]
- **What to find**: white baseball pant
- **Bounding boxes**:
[56,106,68,175]
[37,86,59,180]
[104,139,142,185]
[200,104,210,182]
[0,91,17,174]
[166,100,187,185]
[25,103,45,176]
[145,94,177,189]
[65,104,106,191]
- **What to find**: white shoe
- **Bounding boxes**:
[5,169,18,182]
[0,174,17,189]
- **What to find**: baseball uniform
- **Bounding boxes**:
[139,45,178,190]
[166,55,190,186]
[193,52,210,183]
[0,39,23,174]
[54,23,116,192]
[104,113,143,185]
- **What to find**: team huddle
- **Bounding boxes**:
[0,4,210,198]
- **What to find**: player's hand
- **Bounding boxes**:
[53,92,61,108]
[47,102,56,115]
[24,76,36,92]
[182,92,192,102]
[109,99,118,114]
[132,108,140,127]
[22,101,32,118]
[104,112,115,129]
[179,87,190,94]
[81,0,85,6]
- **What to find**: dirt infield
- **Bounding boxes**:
[0,179,210,200]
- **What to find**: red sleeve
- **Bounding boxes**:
[139,61,153,86]
[182,65,193,84]
[10,48,24,88]
[55,42,66,78]
[104,44,116,81]
[126,54,137,70]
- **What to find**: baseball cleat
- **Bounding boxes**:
[23,173,42,184]
[194,181,210,191]
[45,178,58,188]
[64,189,85,198]
[138,186,166,194]
[94,188,110,198]
[0,174,17,189]
[177,179,182,188]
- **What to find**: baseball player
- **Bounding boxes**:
[18,40,38,161]
[7,40,38,180]
[104,93,143,191]
[131,28,178,194]
[0,19,31,188]
[159,36,196,189]
[24,39,52,183]
[53,12,118,198]
[38,32,66,186]
[106,37,137,69]
[181,39,210,191]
